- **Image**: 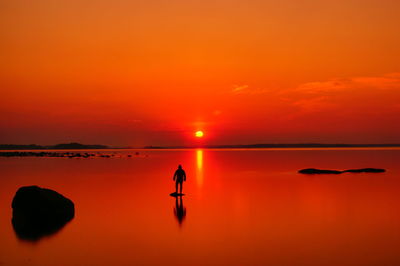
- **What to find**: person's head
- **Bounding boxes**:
[178,164,182,169]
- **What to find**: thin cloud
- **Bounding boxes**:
[293,72,400,94]
[282,72,400,116]
[232,85,249,93]
[291,96,335,113]
[231,85,269,95]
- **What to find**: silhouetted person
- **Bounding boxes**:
[174,195,186,226]
[173,164,186,194]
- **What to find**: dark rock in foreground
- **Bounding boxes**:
[12,186,74,241]
[299,168,386,174]
[299,168,342,174]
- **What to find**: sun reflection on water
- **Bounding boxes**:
[196,149,203,187]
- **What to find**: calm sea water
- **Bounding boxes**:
[1,148,400,266]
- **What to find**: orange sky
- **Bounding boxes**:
[1,0,400,146]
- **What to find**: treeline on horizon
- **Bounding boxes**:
[1,142,400,150]
[0,143,108,150]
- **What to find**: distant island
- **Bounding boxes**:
[0,143,108,150]
[1,142,400,150]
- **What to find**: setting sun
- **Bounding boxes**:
[195,131,204,138]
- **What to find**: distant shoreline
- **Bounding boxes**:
[0,143,108,150]
[1,142,400,150]
[144,144,400,149]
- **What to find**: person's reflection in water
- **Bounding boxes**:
[174,195,186,226]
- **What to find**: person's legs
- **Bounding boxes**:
[179,181,183,194]
[175,182,178,193]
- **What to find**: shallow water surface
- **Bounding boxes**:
[1,148,400,265]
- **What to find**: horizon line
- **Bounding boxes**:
[2,142,400,150]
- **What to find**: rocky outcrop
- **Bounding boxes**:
[299,168,342,174]
[342,168,385,173]
[12,186,74,241]
[299,168,386,174]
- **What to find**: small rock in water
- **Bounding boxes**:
[299,168,386,174]
[343,168,385,173]
[299,168,342,174]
